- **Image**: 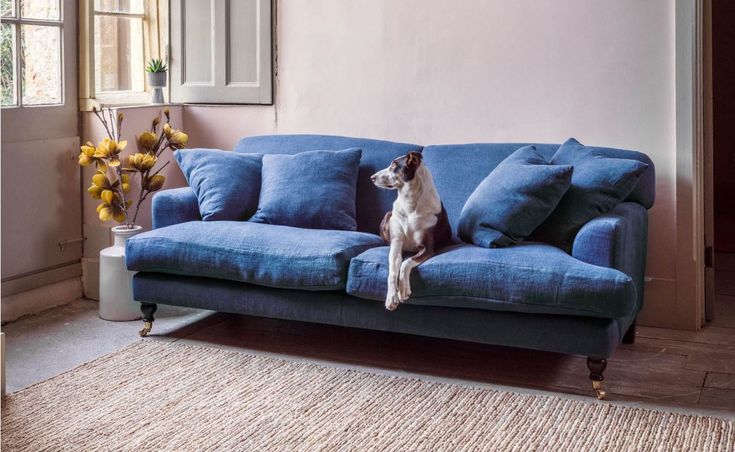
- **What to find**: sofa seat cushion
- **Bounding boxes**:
[126,221,385,291]
[346,243,636,319]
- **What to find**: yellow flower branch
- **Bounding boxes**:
[79,107,188,228]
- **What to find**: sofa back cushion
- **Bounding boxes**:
[422,143,655,238]
[234,135,423,234]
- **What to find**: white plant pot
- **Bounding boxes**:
[147,71,167,104]
[99,225,143,321]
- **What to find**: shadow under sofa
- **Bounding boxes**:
[126,134,655,399]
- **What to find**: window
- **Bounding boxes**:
[93,0,145,94]
[78,0,271,108]
[1,0,64,107]
[80,0,163,109]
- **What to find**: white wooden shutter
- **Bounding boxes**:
[170,0,272,104]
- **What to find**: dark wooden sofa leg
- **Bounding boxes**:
[587,357,608,400]
[139,302,158,337]
[622,318,637,344]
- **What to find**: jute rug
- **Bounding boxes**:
[2,341,733,451]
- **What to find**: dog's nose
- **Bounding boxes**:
[371,174,377,182]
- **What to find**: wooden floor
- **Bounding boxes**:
[174,286,735,415]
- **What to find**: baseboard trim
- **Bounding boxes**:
[2,262,82,297]
[1,277,83,323]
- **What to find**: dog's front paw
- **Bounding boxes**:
[385,290,401,311]
[398,277,412,302]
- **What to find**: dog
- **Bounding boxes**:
[371,151,451,310]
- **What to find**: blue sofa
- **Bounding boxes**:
[126,134,655,399]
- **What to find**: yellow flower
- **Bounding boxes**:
[87,172,130,200]
[128,152,157,172]
[163,123,188,149]
[145,174,166,192]
[78,141,103,169]
[97,199,132,223]
[101,189,115,204]
[137,132,157,152]
[163,107,170,120]
[152,116,160,132]
[97,138,127,167]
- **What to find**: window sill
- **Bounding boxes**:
[79,92,172,112]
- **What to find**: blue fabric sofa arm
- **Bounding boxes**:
[151,187,201,229]
[572,202,648,313]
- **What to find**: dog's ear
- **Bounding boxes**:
[406,152,422,167]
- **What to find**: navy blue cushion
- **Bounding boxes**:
[422,142,655,238]
[531,138,649,251]
[346,243,636,319]
[458,146,573,248]
[126,221,385,290]
[234,135,424,234]
[249,148,362,231]
[175,149,262,221]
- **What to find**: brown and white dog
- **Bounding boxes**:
[371,152,451,310]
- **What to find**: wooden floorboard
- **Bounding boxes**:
[699,388,735,411]
[706,372,735,390]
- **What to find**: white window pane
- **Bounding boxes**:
[20,0,60,20]
[21,25,61,105]
[94,0,144,14]
[1,0,14,17]
[94,15,144,92]
[1,23,16,105]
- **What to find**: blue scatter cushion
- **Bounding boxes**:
[249,148,362,231]
[458,145,573,248]
[531,138,649,251]
[175,149,262,221]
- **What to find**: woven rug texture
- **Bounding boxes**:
[2,340,733,451]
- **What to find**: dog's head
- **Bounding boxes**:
[371,152,423,190]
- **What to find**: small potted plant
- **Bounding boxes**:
[146,58,168,104]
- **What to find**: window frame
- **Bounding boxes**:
[79,0,166,110]
[1,0,65,108]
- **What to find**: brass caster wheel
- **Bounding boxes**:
[139,321,152,337]
[592,380,607,400]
